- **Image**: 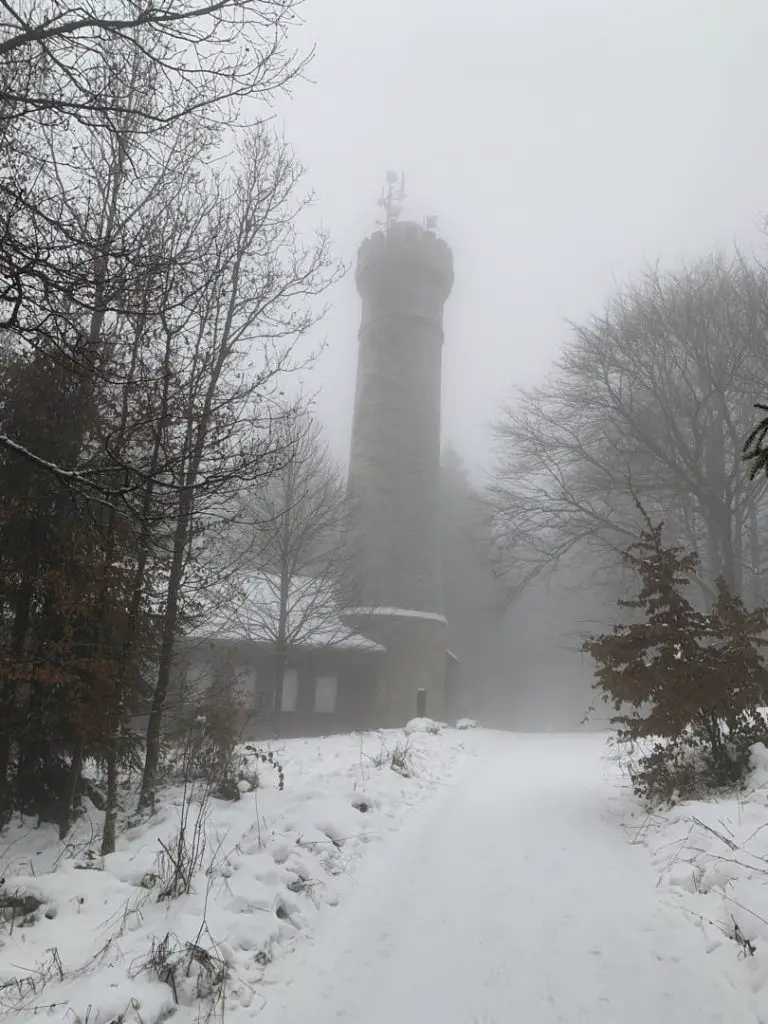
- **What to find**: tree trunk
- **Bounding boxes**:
[0,574,33,821]
[750,502,762,605]
[0,732,12,825]
[137,489,193,810]
[59,740,84,840]
[273,566,291,717]
[101,730,120,855]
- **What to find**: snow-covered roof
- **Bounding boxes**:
[342,606,448,625]
[188,572,385,653]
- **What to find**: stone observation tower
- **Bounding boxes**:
[343,175,454,726]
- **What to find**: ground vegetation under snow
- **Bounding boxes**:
[4,726,768,1021]
[0,724,475,1024]
[624,739,768,999]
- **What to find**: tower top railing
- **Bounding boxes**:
[356,220,454,297]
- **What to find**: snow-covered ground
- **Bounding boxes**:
[253,731,762,1024]
[630,741,768,1005]
[0,725,477,1024]
[2,725,768,1023]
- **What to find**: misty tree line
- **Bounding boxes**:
[0,1,353,845]
[489,254,768,607]
[487,252,768,798]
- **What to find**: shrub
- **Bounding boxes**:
[370,738,414,777]
[584,521,768,803]
[138,931,230,1008]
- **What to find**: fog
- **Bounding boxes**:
[281,0,768,728]
[4,4,768,1003]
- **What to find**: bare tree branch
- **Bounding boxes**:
[489,255,768,606]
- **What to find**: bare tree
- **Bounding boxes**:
[489,256,768,606]
[229,411,351,714]
[0,0,335,828]
[439,448,506,704]
[0,0,309,478]
[136,128,340,809]
[0,1,305,122]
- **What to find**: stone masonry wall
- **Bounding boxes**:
[345,221,454,723]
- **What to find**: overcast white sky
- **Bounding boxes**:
[280,0,768,480]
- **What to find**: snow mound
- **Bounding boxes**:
[405,717,444,735]
[0,727,476,1024]
[625,738,768,994]
[456,718,479,730]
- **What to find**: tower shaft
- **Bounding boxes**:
[345,220,454,725]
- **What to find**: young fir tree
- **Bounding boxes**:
[584,522,768,802]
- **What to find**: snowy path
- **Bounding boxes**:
[254,732,759,1024]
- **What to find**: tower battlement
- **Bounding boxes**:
[356,221,454,302]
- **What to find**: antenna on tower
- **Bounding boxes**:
[376,170,406,230]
